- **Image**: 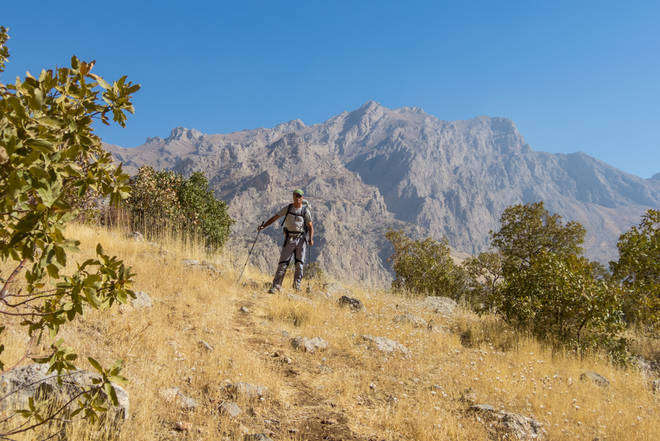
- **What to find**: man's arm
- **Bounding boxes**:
[307,221,314,246]
[257,214,280,231]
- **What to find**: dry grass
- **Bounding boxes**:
[1,223,659,440]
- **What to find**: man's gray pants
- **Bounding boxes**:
[272,234,306,289]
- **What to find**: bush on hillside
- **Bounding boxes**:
[495,251,626,358]
[462,251,503,312]
[490,201,586,276]
[126,166,233,250]
[385,230,467,299]
[0,27,137,436]
[610,209,660,331]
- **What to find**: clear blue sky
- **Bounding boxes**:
[2,1,659,178]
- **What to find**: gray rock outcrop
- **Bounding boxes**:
[579,371,609,387]
[291,336,328,353]
[469,404,545,440]
[0,364,129,424]
[362,335,409,354]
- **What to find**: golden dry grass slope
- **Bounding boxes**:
[1,223,658,440]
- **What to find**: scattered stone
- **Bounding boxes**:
[424,296,457,315]
[182,259,221,275]
[126,231,144,242]
[469,404,545,440]
[240,306,250,313]
[362,335,409,354]
[218,400,242,418]
[291,336,328,353]
[0,364,129,425]
[244,434,273,441]
[338,295,364,311]
[159,387,198,410]
[369,383,377,391]
[393,313,427,328]
[286,293,312,303]
[652,379,660,393]
[228,382,268,399]
[173,421,192,432]
[580,371,609,388]
[130,291,153,308]
[198,340,214,351]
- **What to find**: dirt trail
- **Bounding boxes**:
[231,292,366,441]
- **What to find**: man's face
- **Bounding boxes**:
[293,193,302,204]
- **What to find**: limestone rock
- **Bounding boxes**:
[244,434,273,441]
[228,382,268,399]
[362,335,409,354]
[0,364,129,424]
[579,371,609,387]
[291,336,328,353]
[393,313,427,328]
[159,387,198,410]
[130,290,153,308]
[469,404,545,440]
[338,295,364,311]
[424,296,457,315]
[219,400,242,418]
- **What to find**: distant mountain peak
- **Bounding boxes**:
[651,172,660,181]
[167,127,202,142]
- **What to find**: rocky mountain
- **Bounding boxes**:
[105,101,660,286]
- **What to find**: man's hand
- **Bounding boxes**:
[257,223,265,232]
[308,238,314,247]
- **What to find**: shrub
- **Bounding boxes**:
[610,209,660,330]
[385,230,467,299]
[125,167,233,250]
[495,251,625,358]
[0,26,137,436]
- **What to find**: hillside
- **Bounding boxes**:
[106,102,660,285]
[2,225,657,440]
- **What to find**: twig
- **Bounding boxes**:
[0,259,27,300]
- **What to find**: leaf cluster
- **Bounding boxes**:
[610,209,660,330]
[125,166,234,250]
[385,230,467,299]
[0,27,138,437]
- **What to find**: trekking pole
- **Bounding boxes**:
[236,224,263,286]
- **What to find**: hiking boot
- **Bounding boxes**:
[268,286,280,294]
[292,283,301,292]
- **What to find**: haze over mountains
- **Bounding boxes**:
[106,101,660,285]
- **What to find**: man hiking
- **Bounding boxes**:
[258,189,314,293]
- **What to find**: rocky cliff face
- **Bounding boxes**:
[105,101,660,285]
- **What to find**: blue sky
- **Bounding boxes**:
[2,1,659,178]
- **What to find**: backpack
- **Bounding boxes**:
[280,200,310,242]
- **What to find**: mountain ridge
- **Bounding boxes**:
[105,101,660,285]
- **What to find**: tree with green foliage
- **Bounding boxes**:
[462,251,503,312]
[385,230,467,299]
[0,27,138,436]
[490,201,586,275]
[126,166,233,250]
[489,202,626,357]
[610,209,660,330]
[498,251,625,357]
[178,171,233,250]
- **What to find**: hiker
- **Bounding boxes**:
[258,189,314,293]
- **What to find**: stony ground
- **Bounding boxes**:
[1,225,659,441]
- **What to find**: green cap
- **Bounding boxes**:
[293,189,304,196]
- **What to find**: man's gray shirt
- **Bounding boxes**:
[277,204,312,233]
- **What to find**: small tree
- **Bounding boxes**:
[610,209,660,330]
[1,27,138,436]
[490,201,586,275]
[462,251,503,311]
[498,251,625,357]
[385,230,467,299]
[125,166,233,250]
[178,171,233,250]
